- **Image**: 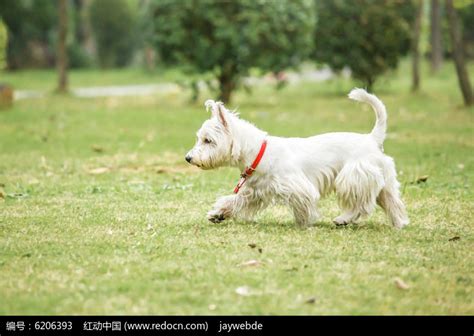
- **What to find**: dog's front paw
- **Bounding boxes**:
[333,213,360,226]
[207,210,227,223]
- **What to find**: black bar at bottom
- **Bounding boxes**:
[0,316,472,335]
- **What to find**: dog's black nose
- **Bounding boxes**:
[185,155,192,163]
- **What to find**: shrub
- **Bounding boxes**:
[0,0,57,69]
[314,0,414,90]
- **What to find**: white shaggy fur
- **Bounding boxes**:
[185,88,409,228]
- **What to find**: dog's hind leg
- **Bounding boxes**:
[334,160,385,225]
[377,157,409,228]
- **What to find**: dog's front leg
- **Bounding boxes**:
[286,180,320,228]
[289,195,320,228]
[207,188,264,223]
[207,194,238,223]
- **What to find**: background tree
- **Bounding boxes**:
[68,0,95,68]
[138,0,156,72]
[445,0,472,106]
[150,0,315,103]
[314,0,414,91]
[73,0,94,56]
[0,19,7,70]
[56,0,68,93]
[411,0,424,91]
[457,1,474,59]
[0,0,57,69]
[0,19,13,109]
[430,0,444,72]
[89,0,137,68]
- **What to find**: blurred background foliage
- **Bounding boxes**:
[314,0,415,90]
[150,0,315,101]
[89,0,138,68]
[0,18,6,69]
[0,0,472,101]
[0,0,57,69]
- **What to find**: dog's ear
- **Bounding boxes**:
[215,102,228,128]
[205,100,228,128]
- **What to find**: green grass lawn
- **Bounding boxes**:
[0,60,473,314]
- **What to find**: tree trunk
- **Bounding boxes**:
[0,84,13,109]
[145,46,156,71]
[412,0,423,92]
[217,64,238,103]
[366,77,374,92]
[430,0,443,72]
[56,0,68,93]
[218,76,235,103]
[446,0,473,106]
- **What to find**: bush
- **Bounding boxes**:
[0,0,57,69]
[314,0,414,90]
[67,43,94,69]
[150,0,315,102]
[89,0,137,68]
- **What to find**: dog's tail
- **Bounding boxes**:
[348,88,387,146]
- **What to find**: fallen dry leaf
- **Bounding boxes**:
[285,266,298,272]
[235,286,251,296]
[394,277,410,290]
[88,167,110,175]
[415,175,429,184]
[91,144,105,153]
[305,297,317,304]
[238,260,262,267]
[208,304,217,311]
[448,236,460,242]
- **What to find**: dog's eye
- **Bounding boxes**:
[203,138,212,144]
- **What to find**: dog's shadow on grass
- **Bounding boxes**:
[212,218,392,233]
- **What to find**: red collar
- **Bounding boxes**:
[234,139,267,193]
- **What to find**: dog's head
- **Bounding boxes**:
[185,100,234,170]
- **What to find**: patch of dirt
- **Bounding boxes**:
[155,165,200,174]
[84,152,200,175]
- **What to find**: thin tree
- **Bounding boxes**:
[430,0,443,72]
[445,0,473,106]
[412,0,424,92]
[74,0,95,57]
[56,0,68,93]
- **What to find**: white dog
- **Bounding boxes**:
[185,88,409,228]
